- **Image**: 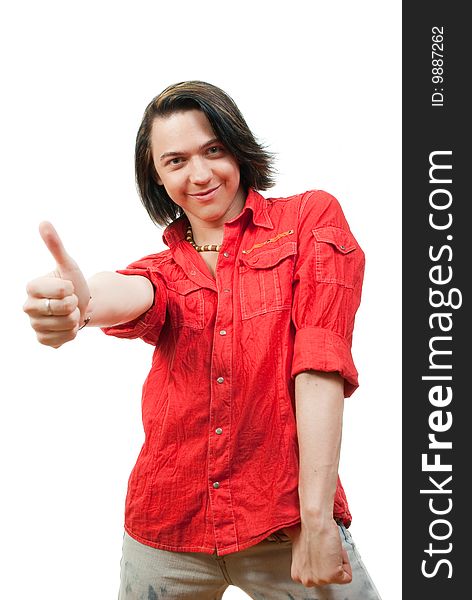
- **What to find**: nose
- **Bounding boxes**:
[188,156,212,185]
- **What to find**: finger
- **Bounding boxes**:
[24,294,78,317]
[341,548,352,579]
[337,570,353,584]
[30,310,80,332]
[36,327,79,348]
[26,276,75,299]
[47,294,79,316]
[339,548,353,583]
[38,221,73,270]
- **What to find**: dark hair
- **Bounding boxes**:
[135,80,277,227]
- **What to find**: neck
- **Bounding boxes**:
[185,218,224,247]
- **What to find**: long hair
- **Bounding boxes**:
[135,81,277,227]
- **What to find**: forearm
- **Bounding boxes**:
[85,271,154,328]
[295,370,345,521]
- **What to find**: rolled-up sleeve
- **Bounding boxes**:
[100,256,168,346]
[291,191,365,397]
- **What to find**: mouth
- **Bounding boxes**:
[188,185,221,198]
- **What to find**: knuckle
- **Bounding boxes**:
[63,297,76,313]
[33,319,50,333]
[37,335,53,347]
[29,318,41,332]
[30,321,40,333]
[25,280,37,295]
[70,294,79,309]
[66,313,79,327]
[63,330,77,343]
[57,282,69,297]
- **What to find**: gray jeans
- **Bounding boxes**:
[118,525,382,600]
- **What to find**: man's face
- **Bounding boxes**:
[151,109,246,228]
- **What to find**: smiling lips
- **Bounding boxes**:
[189,185,221,199]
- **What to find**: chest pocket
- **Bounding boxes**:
[239,241,297,320]
[312,227,359,288]
[166,279,205,329]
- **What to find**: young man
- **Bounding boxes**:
[24,81,381,599]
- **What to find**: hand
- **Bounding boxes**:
[23,221,91,348]
[283,519,352,587]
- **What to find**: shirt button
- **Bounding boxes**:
[213,482,220,489]
[219,329,227,336]
[215,427,223,435]
[223,288,231,293]
[216,377,225,384]
[223,252,229,258]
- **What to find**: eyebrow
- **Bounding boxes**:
[159,137,221,162]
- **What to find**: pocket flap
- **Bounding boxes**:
[241,241,297,269]
[312,227,357,254]
[166,279,202,295]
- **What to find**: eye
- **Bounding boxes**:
[207,145,223,155]
[169,157,183,165]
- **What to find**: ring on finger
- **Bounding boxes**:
[44,297,53,316]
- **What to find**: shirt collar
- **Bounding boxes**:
[162,188,274,249]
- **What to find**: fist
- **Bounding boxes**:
[23,222,91,349]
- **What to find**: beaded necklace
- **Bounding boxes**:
[185,225,221,252]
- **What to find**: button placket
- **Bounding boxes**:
[207,229,239,551]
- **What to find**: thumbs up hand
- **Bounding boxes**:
[23,222,91,348]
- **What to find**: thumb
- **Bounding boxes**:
[39,221,77,272]
[38,221,91,316]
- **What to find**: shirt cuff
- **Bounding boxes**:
[100,305,159,340]
[100,268,167,345]
[291,326,359,397]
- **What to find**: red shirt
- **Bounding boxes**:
[102,188,365,556]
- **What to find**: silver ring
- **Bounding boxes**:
[45,297,52,316]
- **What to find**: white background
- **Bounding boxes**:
[1,1,401,599]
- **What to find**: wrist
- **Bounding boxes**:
[300,504,334,521]
[79,296,92,330]
[299,490,337,523]
[299,507,336,533]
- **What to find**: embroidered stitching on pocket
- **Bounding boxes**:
[312,227,358,288]
[242,229,294,255]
